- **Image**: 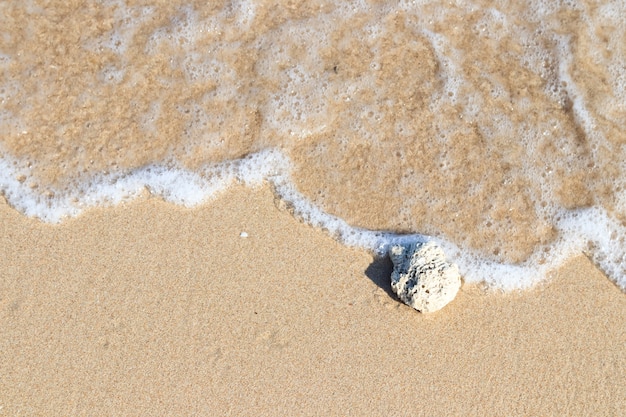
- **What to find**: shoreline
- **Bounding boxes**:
[1,184,625,415]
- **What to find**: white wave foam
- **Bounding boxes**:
[2,0,626,293]
[1,149,623,292]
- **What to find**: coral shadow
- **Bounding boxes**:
[364,255,396,299]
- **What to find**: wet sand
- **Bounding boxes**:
[3,0,625,267]
[1,184,624,416]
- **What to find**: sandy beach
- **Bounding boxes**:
[2,1,626,415]
[1,184,624,416]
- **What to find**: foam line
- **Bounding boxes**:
[2,148,625,292]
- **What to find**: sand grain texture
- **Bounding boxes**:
[1,185,625,416]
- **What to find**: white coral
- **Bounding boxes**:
[389,241,461,313]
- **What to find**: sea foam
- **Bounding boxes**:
[1,147,625,292]
[1,0,626,293]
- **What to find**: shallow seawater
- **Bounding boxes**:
[0,0,625,290]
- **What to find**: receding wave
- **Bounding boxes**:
[1,0,625,291]
[1,148,625,292]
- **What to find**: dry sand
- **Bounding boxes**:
[1,184,625,416]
